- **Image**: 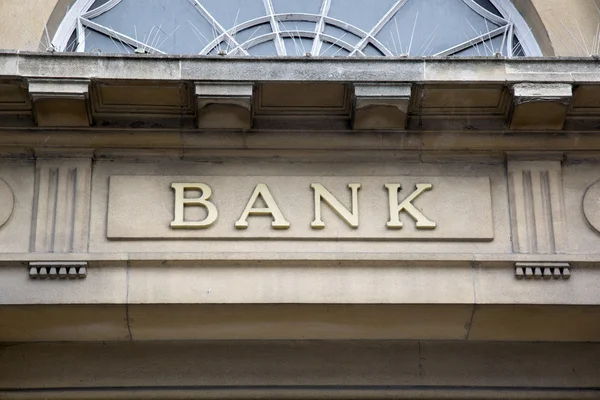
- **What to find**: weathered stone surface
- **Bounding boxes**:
[127,265,475,304]
[0,341,598,393]
[0,177,14,227]
[510,83,572,130]
[129,304,473,340]
[583,179,600,233]
[195,82,253,129]
[353,84,411,130]
[469,305,600,341]
[0,304,129,341]
[0,161,34,253]
[28,78,90,127]
[0,266,127,305]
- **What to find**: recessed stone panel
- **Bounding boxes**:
[255,83,351,116]
[107,175,493,241]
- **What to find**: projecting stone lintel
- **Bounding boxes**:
[353,84,411,130]
[195,82,253,130]
[509,83,573,130]
[27,78,91,127]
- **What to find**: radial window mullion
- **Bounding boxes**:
[349,0,408,56]
[190,0,249,55]
[320,33,365,55]
[263,0,286,56]
[435,25,507,56]
[81,0,121,19]
[507,23,514,57]
[81,18,165,53]
[76,18,86,52]
[462,0,508,26]
[311,0,332,56]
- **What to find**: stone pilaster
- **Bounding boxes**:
[30,153,92,253]
[507,160,566,254]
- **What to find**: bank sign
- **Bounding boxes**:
[107,176,493,240]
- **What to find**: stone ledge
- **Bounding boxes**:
[1,264,600,306]
[1,52,600,83]
[1,251,600,265]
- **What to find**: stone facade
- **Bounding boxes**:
[1,1,600,399]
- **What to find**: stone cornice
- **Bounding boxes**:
[3,52,600,150]
[3,51,600,83]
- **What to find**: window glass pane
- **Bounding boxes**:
[323,25,361,46]
[320,43,350,56]
[473,0,502,17]
[283,37,313,55]
[65,30,78,52]
[201,0,265,30]
[328,0,398,32]
[272,0,322,14]
[84,29,134,53]
[451,34,504,56]
[89,0,111,11]
[375,0,502,56]
[235,24,272,45]
[279,21,316,33]
[91,0,212,54]
[511,35,525,56]
[363,43,384,56]
[248,40,278,55]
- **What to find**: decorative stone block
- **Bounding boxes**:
[28,79,91,127]
[195,82,253,129]
[509,83,572,130]
[515,263,571,281]
[28,262,88,280]
[515,266,524,279]
[353,84,411,130]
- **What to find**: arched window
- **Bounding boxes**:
[52,0,542,57]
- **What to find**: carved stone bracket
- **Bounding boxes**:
[509,83,572,130]
[28,262,87,280]
[28,78,91,127]
[195,82,253,129]
[353,84,411,130]
[515,262,570,280]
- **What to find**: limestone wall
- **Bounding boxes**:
[0,0,62,51]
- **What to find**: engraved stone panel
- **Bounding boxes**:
[583,179,600,234]
[107,175,493,241]
[0,178,14,227]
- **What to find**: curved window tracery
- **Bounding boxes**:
[52,0,541,57]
